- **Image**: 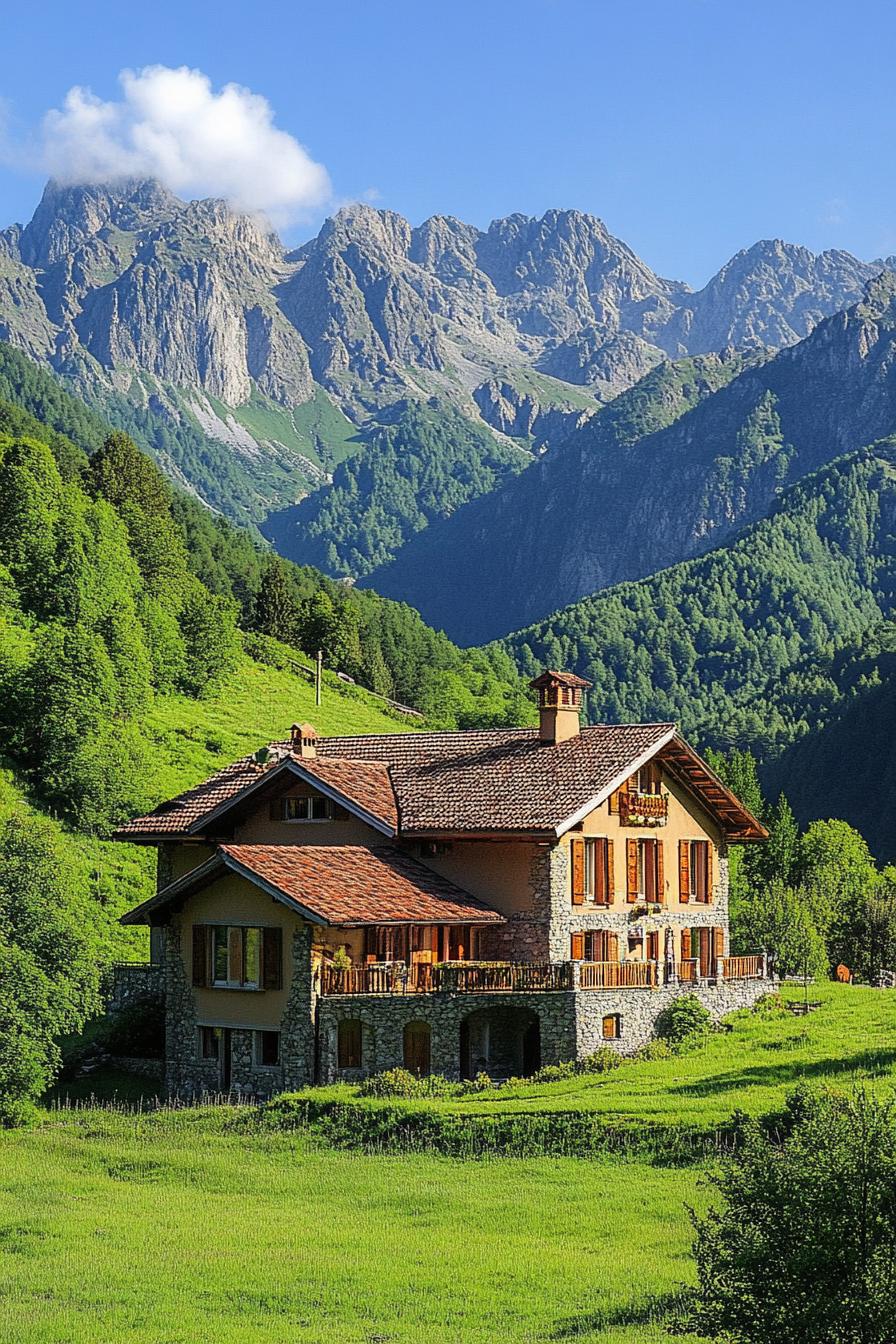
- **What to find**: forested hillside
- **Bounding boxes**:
[263,400,529,577]
[499,446,896,757]
[370,275,896,644]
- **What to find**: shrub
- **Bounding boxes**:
[459,1071,493,1094]
[655,994,713,1046]
[633,1039,675,1062]
[580,1047,623,1074]
[751,991,786,1016]
[357,1069,458,1099]
[531,1060,578,1084]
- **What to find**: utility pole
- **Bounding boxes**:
[315,649,323,707]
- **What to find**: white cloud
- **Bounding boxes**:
[38,65,331,224]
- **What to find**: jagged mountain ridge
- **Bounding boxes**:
[0,177,884,525]
[364,274,896,644]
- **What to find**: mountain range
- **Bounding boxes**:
[0,177,888,533]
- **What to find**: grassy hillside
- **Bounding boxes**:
[271,984,896,1149]
[0,1112,705,1344]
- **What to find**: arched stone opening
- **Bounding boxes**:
[460,1005,541,1080]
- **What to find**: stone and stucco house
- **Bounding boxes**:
[116,671,770,1095]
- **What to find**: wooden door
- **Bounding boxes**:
[696,928,712,977]
[403,1021,431,1076]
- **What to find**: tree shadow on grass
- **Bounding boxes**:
[550,1289,690,1339]
[670,1047,896,1099]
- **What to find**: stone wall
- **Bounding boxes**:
[575,972,773,1057]
[107,961,164,1011]
[318,989,578,1083]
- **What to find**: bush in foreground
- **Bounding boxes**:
[690,1087,896,1343]
[654,994,713,1047]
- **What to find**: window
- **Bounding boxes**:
[602,1014,621,1040]
[255,1030,280,1067]
[627,838,663,902]
[635,762,662,796]
[281,795,333,821]
[338,1019,363,1070]
[211,925,261,988]
[584,930,618,962]
[679,839,712,903]
[571,837,613,904]
[192,924,282,990]
[199,1025,221,1059]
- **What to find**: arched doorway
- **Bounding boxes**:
[460,1006,540,1080]
[403,1020,431,1075]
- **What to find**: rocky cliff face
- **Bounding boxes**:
[364,276,896,644]
[0,178,886,526]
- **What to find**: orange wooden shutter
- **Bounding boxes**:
[262,927,282,991]
[608,932,619,962]
[656,841,664,902]
[681,928,692,960]
[606,839,615,899]
[626,839,638,902]
[570,932,585,960]
[706,844,714,902]
[594,839,607,904]
[192,925,208,986]
[714,926,725,961]
[571,837,585,905]
[609,777,629,814]
[679,840,690,903]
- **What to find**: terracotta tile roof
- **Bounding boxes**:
[115,723,678,839]
[122,843,504,926]
[298,757,398,831]
[316,724,676,833]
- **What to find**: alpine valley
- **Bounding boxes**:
[6,177,896,850]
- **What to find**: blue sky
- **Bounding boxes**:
[2,0,894,285]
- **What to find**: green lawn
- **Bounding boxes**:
[0,1109,706,1344]
[289,983,896,1138]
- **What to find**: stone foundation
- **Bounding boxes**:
[575,974,773,1057]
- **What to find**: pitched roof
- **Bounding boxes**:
[115,722,765,841]
[121,843,504,927]
[530,669,593,690]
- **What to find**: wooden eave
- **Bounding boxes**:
[658,736,767,841]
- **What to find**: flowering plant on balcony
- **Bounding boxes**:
[621,791,669,827]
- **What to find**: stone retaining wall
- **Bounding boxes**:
[576,973,773,1057]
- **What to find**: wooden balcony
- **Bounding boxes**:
[319,953,767,996]
[620,792,668,826]
[320,961,573,996]
[722,954,765,980]
[578,960,658,989]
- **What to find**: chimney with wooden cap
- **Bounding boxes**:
[290,722,318,758]
[529,670,592,745]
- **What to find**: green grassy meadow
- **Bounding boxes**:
[0,1109,706,1344]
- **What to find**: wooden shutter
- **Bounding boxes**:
[606,839,615,899]
[609,778,629,814]
[714,926,725,961]
[706,844,714,902]
[681,928,692,960]
[608,932,619,962]
[626,839,638,902]
[656,841,664,902]
[192,925,208,986]
[262,927,283,990]
[571,837,585,905]
[679,840,690,903]
[594,839,606,904]
[570,931,585,960]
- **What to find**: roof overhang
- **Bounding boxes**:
[120,850,331,926]
[657,736,767,841]
[553,726,678,837]
[186,756,396,839]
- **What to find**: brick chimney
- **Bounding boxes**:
[290,722,318,758]
[529,670,592,745]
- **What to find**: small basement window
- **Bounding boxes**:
[255,1030,280,1067]
[282,795,334,821]
[199,1026,221,1059]
[601,1014,621,1040]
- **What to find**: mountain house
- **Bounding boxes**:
[116,671,770,1095]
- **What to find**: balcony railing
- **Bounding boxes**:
[620,791,668,826]
[321,961,573,996]
[319,953,767,996]
[578,960,657,989]
[722,954,765,980]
